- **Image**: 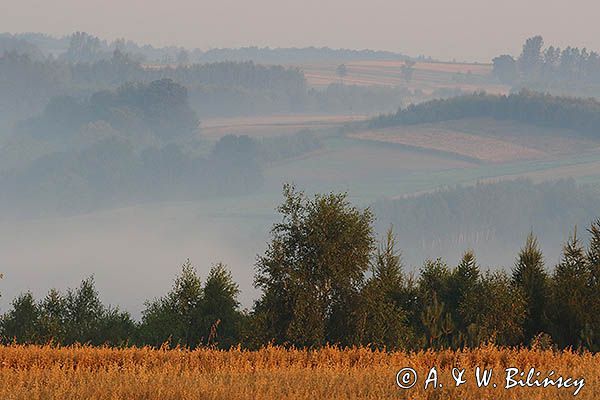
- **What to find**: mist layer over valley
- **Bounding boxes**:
[1,32,600,316]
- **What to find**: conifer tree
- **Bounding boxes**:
[372,229,404,289]
[587,219,600,280]
[452,250,480,336]
[512,233,549,342]
[417,259,454,347]
[141,259,203,347]
[359,228,411,350]
[551,229,591,347]
[38,289,67,343]
[586,220,600,350]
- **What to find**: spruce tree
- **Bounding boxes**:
[417,259,454,347]
[38,289,67,344]
[372,229,403,290]
[551,229,590,347]
[512,233,548,342]
[450,250,480,343]
[140,259,203,347]
[586,220,600,350]
[359,228,411,350]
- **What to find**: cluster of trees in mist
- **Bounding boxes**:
[369,90,600,139]
[0,134,264,213]
[0,78,260,212]
[1,185,599,352]
[493,36,600,95]
[0,70,327,214]
[18,78,198,139]
[0,48,307,126]
[0,34,44,60]
[373,179,600,264]
[0,31,418,127]
[309,83,410,114]
[0,129,321,215]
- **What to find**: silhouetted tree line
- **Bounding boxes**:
[1,185,599,351]
[492,36,600,95]
[369,90,600,139]
[65,54,308,99]
[6,31,413,65]
[0,34,307,92]
[0,34,45,60]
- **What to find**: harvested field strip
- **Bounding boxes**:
[351,128,546,162]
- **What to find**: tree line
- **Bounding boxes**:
[0,76,325,215]
[1,185,599,351]
[18,78,199,139]
[2,31,412,65]
[368,90,600,139]
[372,179,600,266]
[0,49,308,127]
[492,35,600,93]
[0,38,417,127]
[0,131,322,215]
[0,134,264,214]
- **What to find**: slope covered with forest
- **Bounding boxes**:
[369,91,600,139]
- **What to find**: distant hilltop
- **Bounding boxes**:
[1,31,426,65]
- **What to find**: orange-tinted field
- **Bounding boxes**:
[0,345,596,400]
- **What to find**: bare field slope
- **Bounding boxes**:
[351,118,600,162]
[201,114,368,138]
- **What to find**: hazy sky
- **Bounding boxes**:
[2,0,600,61]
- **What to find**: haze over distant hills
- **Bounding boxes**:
[1,32,413,64]
[1,29,600,318]
[4,0,600,61]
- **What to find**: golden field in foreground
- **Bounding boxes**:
[0,345,597,399]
